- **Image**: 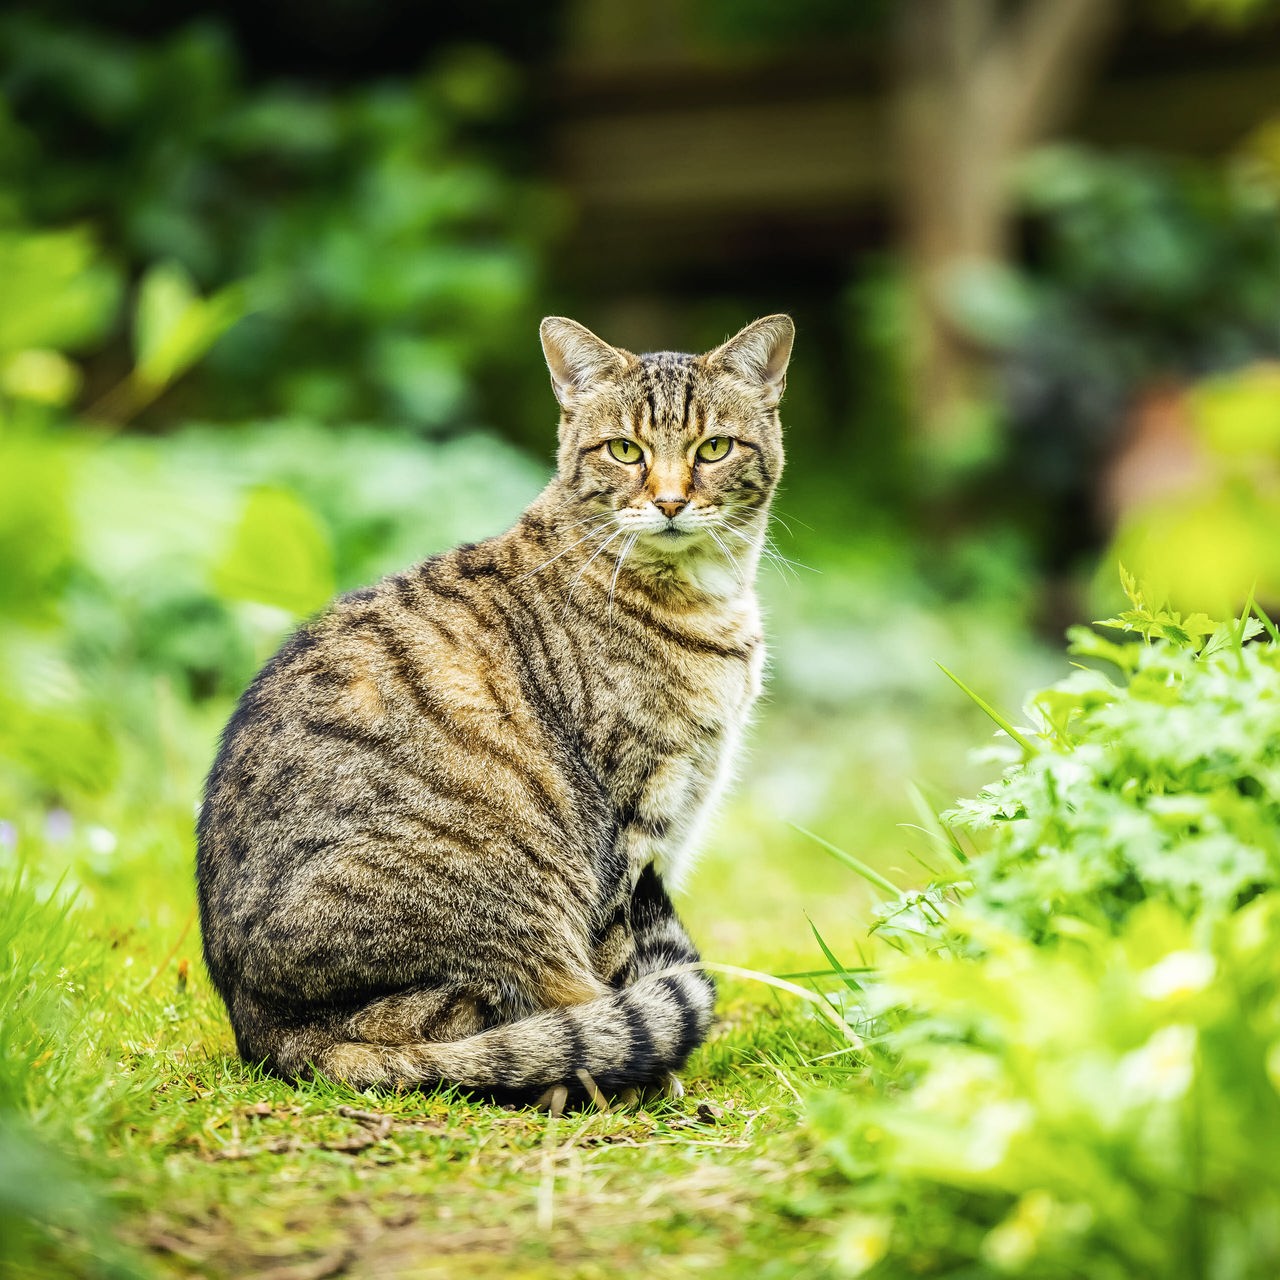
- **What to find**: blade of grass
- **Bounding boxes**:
[1254,597,1280,644]
[790,823,901,898]
[937,664,1039,757]
[777,968,875,982]
[806,916,863,993]
[905,781,969,865]
[653,960,862,1044]
[1232,585,1258,674]
[898,840,942,876]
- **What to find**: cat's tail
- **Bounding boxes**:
[309,963,715,1099]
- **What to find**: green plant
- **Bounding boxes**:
[945,578,1280,940]
[806,580,1280,1277]
[0,873,151,1277]
[0,13,556,433]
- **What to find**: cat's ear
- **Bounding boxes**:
[706,314,794,408]
[539,317,628,407]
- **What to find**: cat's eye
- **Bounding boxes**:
[696,437,733,463]
[606,438,643,464]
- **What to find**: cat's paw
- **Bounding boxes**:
[532,1083,569,1117]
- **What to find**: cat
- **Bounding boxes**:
[196,313,793,1106]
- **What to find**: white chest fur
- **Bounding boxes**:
[639,628,765,888]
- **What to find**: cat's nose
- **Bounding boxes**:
[654,498,688,520]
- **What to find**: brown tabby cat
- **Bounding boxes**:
[196,313,793,1105]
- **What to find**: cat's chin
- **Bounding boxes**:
[632,526,703,552]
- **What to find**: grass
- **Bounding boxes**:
[1,554,1050,1279]
[7,869,846,1279]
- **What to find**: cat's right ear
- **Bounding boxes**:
[539,317,628,407]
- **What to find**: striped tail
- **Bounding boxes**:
[313,870,716,1099]
[315,965,714,1099]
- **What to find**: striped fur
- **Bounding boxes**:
[196,314,793,1099]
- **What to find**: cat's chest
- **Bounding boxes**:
[591,605,762,752]
[586,607,765,886]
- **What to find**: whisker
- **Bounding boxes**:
[517,518,614,582]
[720,530,800,583]
[607,533,638,626]
[706,528,746,589]
[562,527,626,620]
[769,506,815,535]
[722,516,816,574]
[558,510,615,534]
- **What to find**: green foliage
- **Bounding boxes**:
[131,262,249,402]
[808,582,1280,1277]
[0,13,556,430]
[816,900,1280,1279]
[0,420,543,802]
[0,874,150,1277]
[0,227,121,359]
[948,586,1279,939]
[1107,365,1280,614]
[956,145,1280,569]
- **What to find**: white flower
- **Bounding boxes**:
[832,1214,891,1277]
[1119,1024,1197,1102]
[85,824,118,856]
[966,1101,1034,1171]
[1137,951,1215,1001]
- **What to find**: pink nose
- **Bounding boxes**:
[654,499,687,520]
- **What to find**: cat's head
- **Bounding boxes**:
[539,315,792,549]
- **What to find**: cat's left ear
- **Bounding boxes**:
[706,314,794,409]
[540,317,629,407]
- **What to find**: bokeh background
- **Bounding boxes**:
[3,0,1280,965]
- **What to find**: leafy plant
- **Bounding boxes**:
[806,580,1280,1277]
[1106,364,1280,613]
[0,13,556,433]
[947,580,1280,940]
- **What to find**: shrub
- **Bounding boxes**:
[811,581,1280,1278]
[0,13,556,433]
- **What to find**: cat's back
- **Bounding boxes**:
[195,538,608,948]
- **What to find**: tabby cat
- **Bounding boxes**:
[196,313,793,1104]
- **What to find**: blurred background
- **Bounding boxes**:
[3,0,1280,958]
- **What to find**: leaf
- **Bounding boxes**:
[133,262,249,392]
[0,228,122,356]
[212,486,335,616]
[1119,563,1143,611]
[1066,624,1139,674]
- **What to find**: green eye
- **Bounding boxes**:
[696,437,732,462]
[606,438,643,463]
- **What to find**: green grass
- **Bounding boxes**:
[4,865,846,1279]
